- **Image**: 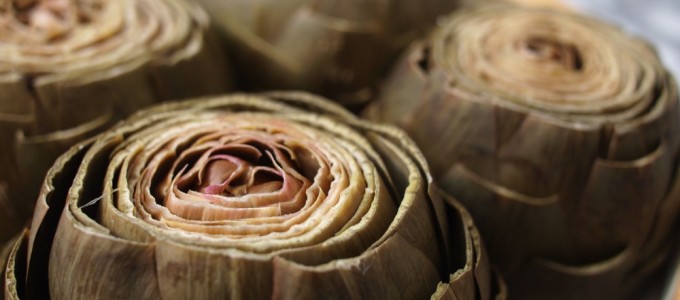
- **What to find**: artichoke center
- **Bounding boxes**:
[523,36,583,70]
[197,149,285,197]
[4,0,104,42]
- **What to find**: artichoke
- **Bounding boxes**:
[366,5,680,298]
[2,92,502,299]
[0,0,233,242]
[194,0,457,106]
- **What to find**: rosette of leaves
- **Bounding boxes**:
[194,0,458,106]
[0,0,233,242]
[365,5,680,299]
[2,92,503,299]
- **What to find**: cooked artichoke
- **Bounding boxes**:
[3,92,502,299]
[194,0,457,106]
[0,0,233,242]
[366,5,680,298]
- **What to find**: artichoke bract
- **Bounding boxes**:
[366,5,680,299]
[0,0,233,242]
[3,92,502,299]
[194,0,457,106]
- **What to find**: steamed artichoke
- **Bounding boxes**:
[366,5,680,298]
[0,0,233,242]
[3,92,503,299]
[194,0,458,106]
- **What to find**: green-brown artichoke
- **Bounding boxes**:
[3,92,503,299]
[194,0,458,106]
[0,0,233,243]
[366,5,680,299]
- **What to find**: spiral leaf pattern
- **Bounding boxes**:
[0,0,233,242]
[366,5,680,298]
[3,92,502,299]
